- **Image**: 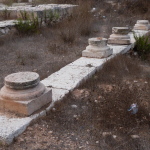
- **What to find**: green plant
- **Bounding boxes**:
[15,12,40,35]
[19,11,29,20]
[134,33,150,60]
[0,9,10,20]
[43,10,60,26]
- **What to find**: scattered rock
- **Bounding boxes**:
[33,69,38,72]
[71,105,78,109]
[82,106,88,110]
[98,84,114,93]
[52,108,56,112]
[113,135,117,139]
[28,127,33,131]
[94,100,98,103]
[48,131,53,134]
[18,138,24,143]
[72,89,90,99]
[102,132,112,137]
[131,135,140,139]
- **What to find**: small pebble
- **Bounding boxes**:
[131,135,140,139]
[52,108,56,111]
[113,135,117,139]
[71,105,78,108]
[95,100,98,103]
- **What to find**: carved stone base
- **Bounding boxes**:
[0,87,52,116]
[108,38,130,45]
[133,20,150,31]
[0,72,52,116]
[82,48,113,58]
[108,27,131,45]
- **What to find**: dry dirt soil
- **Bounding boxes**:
[1,55,150,150]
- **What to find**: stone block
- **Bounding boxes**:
[0,116,32,145]
[82,48,113,58]
[69,57,107,68]
[108,27,131,45]
[41,65,96,91]
[108,38,130,45]
[82,37,113,59]
[0,72,52,116]
[0,87,52,116]
[133,20,150,31]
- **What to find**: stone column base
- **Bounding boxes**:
[133,25,150,31]
[108,38,130,45]
[82,49,113,59]
[0,88,52,116]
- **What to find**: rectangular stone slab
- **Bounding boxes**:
[108,38,130,45]
[0,116,32,145]
[41,65,96,91]
[134,25,150,31]
[82,49,113,59]
[69,57,107,68]
[0,88,52,116]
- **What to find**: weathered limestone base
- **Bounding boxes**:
[108,27,130,45]
[133,20,150,31]
[134,25,150,31]
[108,38,130,45]
[0,88,52,116]
[0,72,52,116]
[82,37,113,58]
[82,48,113,58]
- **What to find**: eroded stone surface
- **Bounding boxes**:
[41,65,96,91]
[82,37,113,58]
[137,20,149,25]
[0,87,52,116]
[5,72,40,90]
[108,27,130,45]
[0,72,52,116]
[112,27,130,34]
[134,20,150,31]
[0,83,45,101]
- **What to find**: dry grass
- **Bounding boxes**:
[47,55,150,149]
[7,55,149,150]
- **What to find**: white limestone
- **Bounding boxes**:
[82,37,113,58]
[0,72,52,116]
[0,20,17,36]
[109,44,132,54]
[108,27,131,45]
[0,4,77,20]
[41,65,96,91]
[0,116,32,145]
[133,20,150,31]
[51,88,69,102]
[69,57,107,70]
